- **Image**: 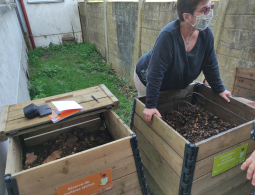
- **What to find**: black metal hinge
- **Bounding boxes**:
[8,131,19,136]
[130,97,138,130]
[99,113,111,136]
[251,119,255,141]
[4,174,19,195]
[130,134,148,195]
[179,143,199,195]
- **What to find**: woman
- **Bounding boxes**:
[134,0,231,124]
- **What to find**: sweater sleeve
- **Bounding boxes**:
[203,30,225,94]
[145,32,173,108]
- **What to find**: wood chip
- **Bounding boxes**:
[99,126,105,131]
[43,150,62,164]
[66,136,78,147]
[25,152,37,165]
[90,136,94,142]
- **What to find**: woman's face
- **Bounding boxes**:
[190,0,212,24]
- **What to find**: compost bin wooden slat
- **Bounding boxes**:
[230,68,237,94]
[133,113,183,175]
[191,151,252,194]
[5,97,113,132]
[0,105,8,141]
[135,128,180,192]
[197,84,255,121]
[236,68,255,81]
[121,186,143,195]
[134,99,187,158]
[5,137,22,175]
[140,148,179,195]
[24,118,102,147]
[8,86,101,112]
[99,84,119,109]
[196,121,253,161]
[197,170,249,195]
[12,137,133,194]
[104,110,133,140]
[143,166,165,195]
[23,114,100,139]
[196,96,247,125]
[233,86,255,100]
[101,172,140,195]
[156,84,194,104]
[223,180,254,195]
[234,76,255,91]
[7,90,107,121]
[20,156,138,195]
[194,139,255,180]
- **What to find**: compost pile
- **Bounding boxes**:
[23,127,113,170]
[164,102,237,143]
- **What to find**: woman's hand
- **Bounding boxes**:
[219,90,231,102]
[241,150,255,186]
[143,108,162,124]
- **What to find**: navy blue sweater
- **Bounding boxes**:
[136,19,225,108]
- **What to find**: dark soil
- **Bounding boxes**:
[23,128,113,170]
[164,102,237,143]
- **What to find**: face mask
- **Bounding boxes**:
[190,10,213,31]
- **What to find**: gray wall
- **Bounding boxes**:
[0,3,30,195]
[79,1,219,83]
[216,0,255,90]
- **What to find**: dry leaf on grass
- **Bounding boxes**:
[25,152,37,165]
[43,150,62,164]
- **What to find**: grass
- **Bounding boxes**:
[28,42,137,125]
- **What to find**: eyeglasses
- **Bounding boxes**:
[195,3,214,15]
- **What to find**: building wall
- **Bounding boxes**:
[141,2,178,56]
[0,4,30,195]
[107,2,138,80]
[78,0,255,90]
[89,2,106,58]
[24,0,83,47]
[216,0,255,90]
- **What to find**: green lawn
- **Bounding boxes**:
[28,42,137,125]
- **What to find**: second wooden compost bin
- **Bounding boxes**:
[0,85,148,195]
[130,83,255,195]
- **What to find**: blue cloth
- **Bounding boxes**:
[136,19,225,108]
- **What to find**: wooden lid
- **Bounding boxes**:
[0,84,119,141]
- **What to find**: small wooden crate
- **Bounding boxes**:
[131,83,255,195]
[0,85,147,195]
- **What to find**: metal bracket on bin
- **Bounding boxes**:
[130,134,148,195]
[4,174,19,195]
[130,97,138,130]
[192,81,203,104]
[99,113,111,136]
[179,143,199,195]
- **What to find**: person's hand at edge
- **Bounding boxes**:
[143,108,162,124]
[241,150,255,186]
[219,90,231,102]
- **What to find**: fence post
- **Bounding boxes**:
[85,0,90,42]
[103,0,109,61]
[137,0,145,61]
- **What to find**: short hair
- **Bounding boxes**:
[177,0,209,22]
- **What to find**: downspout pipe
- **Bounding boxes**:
[15,0,26,32]
[19,0,36,49]
[15,0,32,49]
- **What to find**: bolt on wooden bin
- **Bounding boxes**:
[0,85,148,195]
[130,83,255,195]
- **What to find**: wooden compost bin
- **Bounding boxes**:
[130,83,255,195]
[0,85,147,195]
